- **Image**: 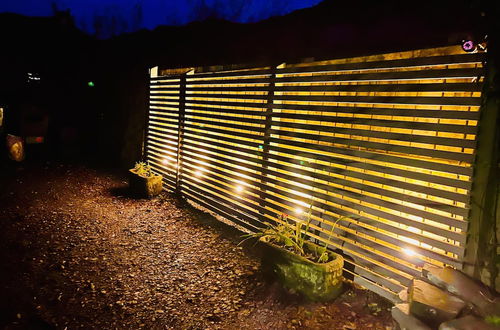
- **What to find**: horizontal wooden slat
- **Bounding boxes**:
[186,77,272,85]
[181,160,263,200]
[265,147,471,192]
[185,99,271,109]
[151,81,181,86]
[270,103,480,120]
[184,112,266,125]
[149,107,180,115]
[149,120,179,129]
[175,82,483,93]
[148,130,179,143]
[271,129,475,163]
[181,185,261,231]
[188,68,273,79]
[270,125,476,149]
[277,53,485,74]
[184,104,267,117]
[352,270,400,302]
[271,113,478,135]
[148,158,177,177]
[185,113,264,132]
[275,68,484,83]
[180,170,264,222]
[179,92,482,106]
[148,125,179,137]
[182,140,263,168]
[151,74,184,80]
[269,138,473,177]
[183,122,265,140]
[184,132,262,150]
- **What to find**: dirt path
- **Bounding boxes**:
[0,163,392,329]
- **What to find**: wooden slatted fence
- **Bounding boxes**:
[146,46,486,301]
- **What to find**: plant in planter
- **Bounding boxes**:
[129,161,163,198]
[242,210,345,301]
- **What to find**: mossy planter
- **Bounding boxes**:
[260,237,344,301]
[128,169,163,198]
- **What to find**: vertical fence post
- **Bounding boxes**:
[144,67,158,161]
[463,56,500,287]
[258,65,277,222]
[176,73,187,193]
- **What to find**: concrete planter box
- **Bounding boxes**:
[128,169,163,198]
[260,237,344,301]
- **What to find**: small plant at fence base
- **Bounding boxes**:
[241,211,345,301]
[129,161,163,198]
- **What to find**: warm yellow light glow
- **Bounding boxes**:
[402,248,417,257]
[148,47,480,296]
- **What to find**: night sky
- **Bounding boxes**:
[0,0,322,38]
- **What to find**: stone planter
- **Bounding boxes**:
[260,237,344,301]
[128,169,163,198]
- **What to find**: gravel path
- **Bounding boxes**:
[0,163,392,329]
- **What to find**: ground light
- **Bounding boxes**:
[294,207,303,215]
[402,247,417,257]
[235,185,244,193]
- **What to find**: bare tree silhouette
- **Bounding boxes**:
[132,2,143,32]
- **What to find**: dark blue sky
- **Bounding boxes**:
[0,0,322,37]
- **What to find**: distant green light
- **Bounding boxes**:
[300,160,305,165]
[88,81,95,87]
[258,145,264,149]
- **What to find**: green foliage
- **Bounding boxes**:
[132,161,156,178]
[485,315,500,326]
[240,213,305,255]
[240,205,348,264]
[315,216,347,263]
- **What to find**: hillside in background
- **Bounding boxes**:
[0,0,495,164]
[0,0,489,71]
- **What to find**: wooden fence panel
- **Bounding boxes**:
[146,46,485,301]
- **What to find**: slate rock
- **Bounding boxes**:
[392,303,431,330]
[422,265,500,318]
[409,279,466,328]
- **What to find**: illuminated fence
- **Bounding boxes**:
[146,46,485,301]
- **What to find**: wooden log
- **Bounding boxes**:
[392,303,431,330]
[439,315,499,330]
[422,265,500,318]
[409,279,466,328]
